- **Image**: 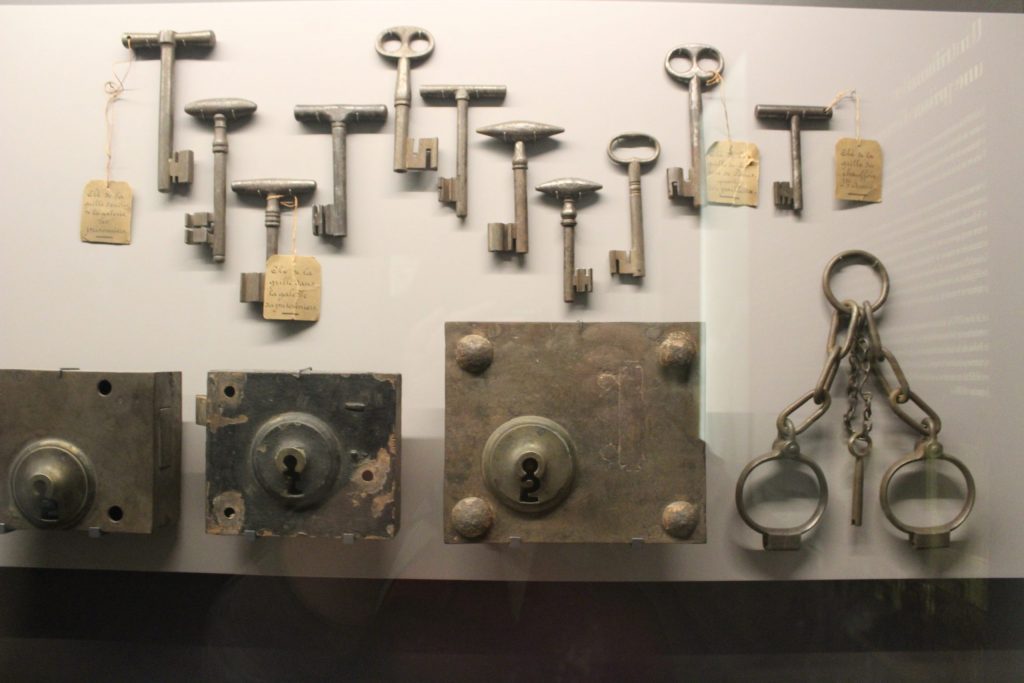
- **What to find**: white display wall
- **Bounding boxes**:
[0,1,1020,580]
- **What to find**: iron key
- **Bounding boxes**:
[122,30,216,192]
[664,44,723,207]
[375,26,437,172]
[420,84,507,218]
[294,104,388,238]
[536,178,600,303]
[608,133,660,279]
[754,104,832,211]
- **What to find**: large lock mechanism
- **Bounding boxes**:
[0,370,181,535]
[199,371,401,540]
[445,322,706,544]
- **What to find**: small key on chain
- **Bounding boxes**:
[536,178,600,303]
[294,104,388,238]
[121,30,216,192]
[754,104,832,211]
[664,44,723,207]
[233,179,316,304]
[420,84,507,218]
[477,121,564,255]
[608,133,660,279]
[184,98,257,262]
[375,26,437,172]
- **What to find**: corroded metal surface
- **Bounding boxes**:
[445,322,705,544]
[0,369,181,534]
[202,371,400,540]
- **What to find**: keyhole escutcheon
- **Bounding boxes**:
[519,454,542,503]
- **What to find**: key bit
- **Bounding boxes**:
[375,26,437,172]
[294,104,388,238]
[420,84,507,218]
[754,104,832,212]
[231,178,317,304]
[663,44,723,207]
[478,121,564,255]
[536,178,601,303]
[122,30,216,192]
[183,98,257,262]
[607,133,660,279]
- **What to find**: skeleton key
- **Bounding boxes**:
[478,121,564,254]
[608,133,660,279]
[536,178,600,303]
[293,104,388,238]
[664,44,723,207]
[375,26,437,172]
[232,179,317,303]
[122,30,216,192]
[754,105,832,211]
[420,84,507,218]
[184,98,257,262]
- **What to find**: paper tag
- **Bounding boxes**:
[263,255,322,322]
[835,138,883,203]
[80,180,132,244]
[705,141,759,207]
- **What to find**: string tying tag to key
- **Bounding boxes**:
[704,71,760,207]
[80,45,134,244]
[262,195,322,322]
[827,88,883,203]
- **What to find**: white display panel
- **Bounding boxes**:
[0,1,1019,580]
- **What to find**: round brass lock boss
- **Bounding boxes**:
[481,416,576,513]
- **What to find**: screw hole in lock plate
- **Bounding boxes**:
[223,507,236,519]
[97,379,112,396]
[223,385,236,398]
[107,505,123,522]
[361,470,374,482]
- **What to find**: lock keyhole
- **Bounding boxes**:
[30,475,59,521]
[275,447,308,497]
[519,455,542,503]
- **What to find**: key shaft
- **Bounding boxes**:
[537,178,600,302]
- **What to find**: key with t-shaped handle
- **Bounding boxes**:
[754,104,832,211]
[293,104,388,238]
[232,179,317,304]
[375,26,437,172]
[420,84,507,218]
[536,178,600,303]
[122,30,216,192]
[477,121,563,254]
[663,44,723,207]
[184,98,257,262]
[607,133,660,279]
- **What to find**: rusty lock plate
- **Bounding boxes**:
[0,369,182,535]
[445,322,705,544]
[200,371,401,540]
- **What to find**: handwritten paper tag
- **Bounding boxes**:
[705,141,759,207]
[262,255,322,321]
[835,138,883,203]
[80,180,132,244]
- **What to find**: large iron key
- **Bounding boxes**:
[664,44,723,208]
[477,121,563,254]
[608,133,660,279]
[536,178,600,303]
[420,84,507,218]
[232,179,317,304]
[754,104,832,211]
[375,26,437,172]
[184,98,257,262]
[122,30,216,192]
[294,104,388,238]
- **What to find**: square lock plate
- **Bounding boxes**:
[202,371,401,540]
[0,369,181,534]
[444,322,706,544]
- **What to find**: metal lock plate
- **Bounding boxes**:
[445,322,706,544]
[201,371,401,540]
[0,370,182,534]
